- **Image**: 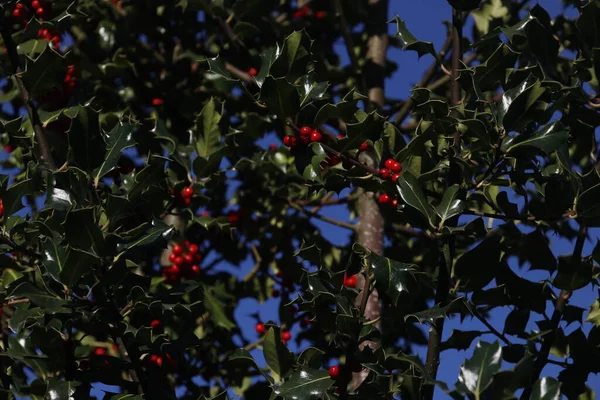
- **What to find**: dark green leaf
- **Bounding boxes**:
[263,327,293,380]
[436,185,465,227]
[207,55,236,80]
[62,249,99,287]
[260,77,300,118]
[442,330,482,351]
[64,208,105,256]
[269,368,332,400]
[297,75,329,106]
[22,46,67,96]
[229,348,274,384]
[41,237,68,284]
[453,236,502,291]
[366,249,418,306]
[93,122,137,186]
[456,341,503,396]
[501,121,569,155]
[8,282,66,313]
[4,179,36,216]
[391,16,437,59]
[270,30,311,82]
[203,287,236,330]
[531,377,561,400]
[553,256,593,291]
[396,171,436,226]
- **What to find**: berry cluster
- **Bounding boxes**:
[378,193,399,208]
[148,353,177,369]
[283,125,327,149]
[163,241,202,284]
[255,323,293,345]
[37,26,62,48]
[171,185,194,206]
[343,273,357,288]
[379,157,403,182]
[12,0,52,23]
[292,5,327,19]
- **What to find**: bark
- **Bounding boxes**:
[353,0,389,390]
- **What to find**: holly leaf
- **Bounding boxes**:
[263,327,293,381]
[391,15,437,59]
[93,122,137,187]
[203,287,236,330]
[501,121,569,155]
[436,185,465,227]
[365,249,418,306]
[260,77,300,118]
[531,377,561,400]
[207,55,236,80]
[396,171,436,227]
[21,46,67,96]
[269,368,332,400]
[229,348,274,384]
[41,237,68,284]
[195,98,224,158]
[456,341,503,396]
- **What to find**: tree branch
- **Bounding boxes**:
[0,14,56,170]
[520,221,588,400]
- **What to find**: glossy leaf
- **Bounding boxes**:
[501,121,569,155]
[195,98,224,158]
[531,377,561,400]
[269,368,332,400]
[93,122,137,186]
[457,341,503,396]
[366,249,418,306]
[436,185,465,227]
[263,327,293,380]
[396,171,436,226]
[391,16,437,59]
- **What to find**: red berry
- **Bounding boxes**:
[168,265,181,275]
[255,323,266,334]
[300,126,311,136]
[329,365,340,378]
[172,244,183,255]
[310,130,322,142]
[228,210,240,224]
[359,142,368,151]
[44,32,52,41]
[183,197,192,206]
[379,168,391,179]
[390,161,402,173]
[152,97,164,106]
[188,244,199,254]
[37,28,48,38]
[151,355,163,367]
[293,6,309,18]
[392,173,401,183]
[271,289,280,297]
[194,253,202,262]
[51,36,60,46]
[182,186,194,198]
[5,145,13,153]
[16,3,25,9]
[378,193,390,204]
[391,199,399,208]
[281,331,292,341]
[94,348,106,356]
[63,74,71,83]
[283,135,296,147]
[31,0,41,8]
[12,9,21,18]
[190,265,201,275]
[174,256,185,266]
[184,253,194,264]
[150,319,161,328]
[315,11,326,19]
[35,7,45,17]
[168,253,177,263]
[384,158,395,169]
[269,144,277,150]
[344,274,357,288]
[248,67,258,77]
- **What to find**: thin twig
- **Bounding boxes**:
[242,244,262,282]
[471,308,510,345]
[290,202,356,231]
